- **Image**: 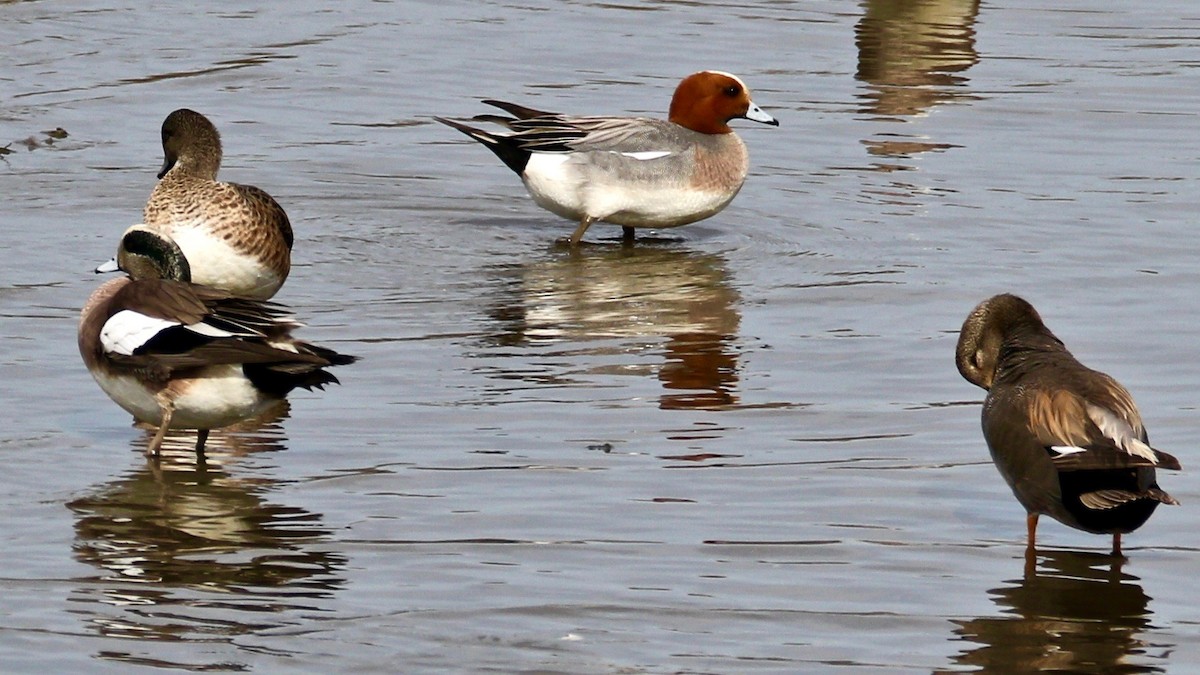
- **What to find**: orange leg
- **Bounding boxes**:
[1025,513,1039,552]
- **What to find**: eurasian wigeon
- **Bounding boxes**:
[436,70,779,247]
[142,109,293,300]
[80,226,356,457]
[956,294,1180,556]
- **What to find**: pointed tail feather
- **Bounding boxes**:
[435,116,530,174]
[481,99,558,120]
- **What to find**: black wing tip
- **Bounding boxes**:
[481,99,557,120]
[328,353,360,367]
[1155,449,1182,471]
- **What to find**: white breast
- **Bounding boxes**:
[171,224,279,299]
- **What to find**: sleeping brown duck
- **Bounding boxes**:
[956,294,1180,556]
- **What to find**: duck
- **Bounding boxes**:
[142,108,293,300]
[955,293,1180,556]
[436,70,778,247]
[80,226,356,457]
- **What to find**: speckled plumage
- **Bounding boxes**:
[143,108,293,300]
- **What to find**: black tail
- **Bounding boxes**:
[434,116,530,175]
[480,99,557,120]
[244,344,359,396]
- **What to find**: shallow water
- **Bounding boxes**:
[2,0,1199,672]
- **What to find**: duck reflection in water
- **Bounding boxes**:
[855,0,981,159]
[480,245,740,410]
[67,404,345,654]
[943,550,1169,674]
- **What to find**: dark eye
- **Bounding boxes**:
[724,85,741,97]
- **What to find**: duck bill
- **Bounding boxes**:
[743,101,779,126]
[95,257,120,274]
[157,155,176,179]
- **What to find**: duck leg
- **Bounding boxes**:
[1025,513,1039,552]
[622,226,636,244]
[569,216,597,247]
[1112,533,1123,557]
[195,429,210,457]
[147,396,175,457]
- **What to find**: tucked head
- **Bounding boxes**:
[114,225,193,282]
[667,71,779,135]
[158,108,223,180]
[955,293,1051,390]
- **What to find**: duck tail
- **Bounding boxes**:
[435,116,530,175]
[244,344,358,395]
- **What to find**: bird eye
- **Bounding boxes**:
[724,85,741,97]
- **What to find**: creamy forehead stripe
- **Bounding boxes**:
[703,70,747,90]
[101,310,179,355]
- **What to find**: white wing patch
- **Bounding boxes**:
[620,150,673,161]
[1086,403,1158,464]
[101,310,179,356]
[1050,445,1088,457]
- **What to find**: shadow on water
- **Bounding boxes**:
[941,549,1171,674]
[66,405,345,670]
[855,0,981,162]
[476,243,742,410]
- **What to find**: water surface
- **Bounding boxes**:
[2,0,1198,671]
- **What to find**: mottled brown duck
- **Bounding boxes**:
[141,108,293,299]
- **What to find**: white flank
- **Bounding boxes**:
[526,152,572,172]
[523,153,584,217]
[1086,403,1158,464]
[101,310,179,356]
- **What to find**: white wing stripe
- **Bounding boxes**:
[620,150,673,161]
[186,322,236,338]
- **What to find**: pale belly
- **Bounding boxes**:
[522,154,743,228]
[92,365,278,430]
